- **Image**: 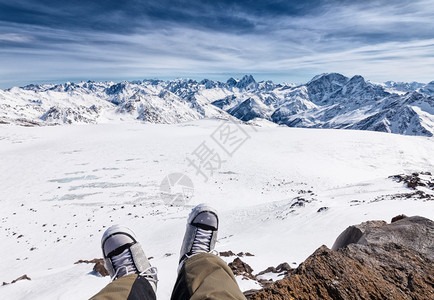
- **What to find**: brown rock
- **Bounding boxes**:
[75,258,108,277]
[246,216,434,300]
[220,250,236,257]
[93,260,109,277]
[229,257,255,280]
[246,243,434,300]
[74,258,101,264]
[2,274,32,285]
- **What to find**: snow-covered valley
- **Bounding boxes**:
[1,119,433,299]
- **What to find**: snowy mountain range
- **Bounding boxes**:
[1,73,433,136]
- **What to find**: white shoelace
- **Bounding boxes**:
[140,266,158,285]
[110,248,158,288]
[110,248,137,281]
[191,227,212,254]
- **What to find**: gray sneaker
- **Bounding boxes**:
[101,225,158,292]
[179,204,219,266]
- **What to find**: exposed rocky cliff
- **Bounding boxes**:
[245,216,434,299]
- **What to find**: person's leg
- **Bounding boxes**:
[172,253,246,300]
[90,225,158,300]
[90,274,156,300]
[170,204,246,300]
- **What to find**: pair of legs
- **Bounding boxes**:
[90,204,246,300]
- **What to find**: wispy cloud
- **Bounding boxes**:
[0,33,32,43]
[0,0,433,88]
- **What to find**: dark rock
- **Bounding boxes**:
[12,275,31,283]
[359,216,433,260]
[391,214,408,223]
[331,220,387,251]
[390,173,434,190]
[290,197,310,208]
[6,274,31,285]
[332,216,434,260]
[256,263,292,276]
[317,207,329,213]
[220,251,255,257]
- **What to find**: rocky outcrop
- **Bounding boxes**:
[75,258,109,277]
[332,216,434,260]
[2,274,31,286]
[229,257,255,280]
[245,216,434,299]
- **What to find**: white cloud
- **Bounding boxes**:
[0,33,32,43]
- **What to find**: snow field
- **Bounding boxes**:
[0,119,433,299]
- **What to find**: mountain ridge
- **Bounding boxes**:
[1,74,433,136]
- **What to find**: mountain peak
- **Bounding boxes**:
[419,81,434,96]
[225,75,257,90]
[307,73,348,85]
[236,75,257,90]
[306,73,349,104]
[348,75,366,84]
[226,77,237,87]
[240,74,256,83]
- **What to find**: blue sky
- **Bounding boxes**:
[0,0,433,88]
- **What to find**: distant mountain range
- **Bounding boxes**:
[1,73,433,136]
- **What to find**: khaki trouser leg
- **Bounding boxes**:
[171,253,246,300]
[90,274,156,300]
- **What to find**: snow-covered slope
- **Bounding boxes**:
[0,120,433,299]
[381,81,425,95]
[419,81,434,97]
[1,74,433,136]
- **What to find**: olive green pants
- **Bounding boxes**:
[91,253,246,300]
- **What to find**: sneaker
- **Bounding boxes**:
[179,204,219,266]
[101,225,158,292]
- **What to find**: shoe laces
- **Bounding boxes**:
[191,227,213,254]
[140,266,158,285]
[110,248,137,281]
